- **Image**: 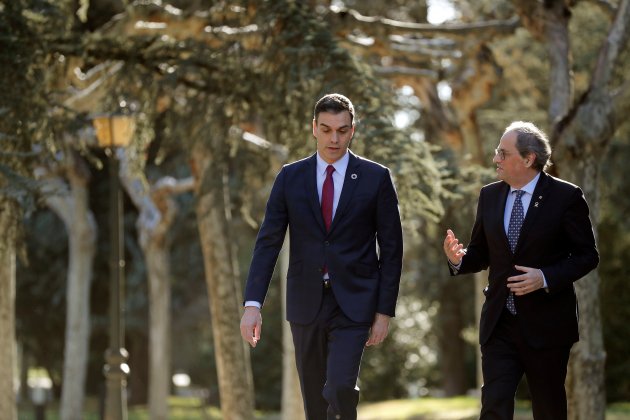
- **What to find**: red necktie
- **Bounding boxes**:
[321,165,335,231]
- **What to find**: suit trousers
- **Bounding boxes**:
[290,287,371,420]
[480,309,572,420]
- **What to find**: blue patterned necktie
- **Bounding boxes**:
[506,190,525,314]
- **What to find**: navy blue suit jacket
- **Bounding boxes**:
[452,172,599,348]
[244,151,403,325]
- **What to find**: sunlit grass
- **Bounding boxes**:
[357,396,478,419]
[17,396,630,419]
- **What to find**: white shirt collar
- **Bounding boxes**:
[316,151,350,177]
[511,172,541,196]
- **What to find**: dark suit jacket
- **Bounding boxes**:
[244,151,403,325]
[452,172,599,349]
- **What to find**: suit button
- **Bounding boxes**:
[324,241,330,246]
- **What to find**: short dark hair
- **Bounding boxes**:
[313,93,355,126]
[504,121,553,171]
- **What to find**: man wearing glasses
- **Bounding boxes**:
[443,121,599,419]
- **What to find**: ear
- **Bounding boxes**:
[312,119,317,137]
[525,153,536,167]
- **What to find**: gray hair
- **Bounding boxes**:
[504,121,552,171]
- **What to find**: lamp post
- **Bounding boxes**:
[93,114,135,420]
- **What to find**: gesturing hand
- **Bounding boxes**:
[443,229,466,265]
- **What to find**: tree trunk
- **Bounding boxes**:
[437,275,467,396]
[146,245,171,420]
[280,234,305,420]
[192,143,254,420]
[59,184,96,420]
[560,158,606,420]
[0,197,17,420]
[511,1,630,415]
[37,155,96,420]
[543,0,573,124]
[118,150,194,420]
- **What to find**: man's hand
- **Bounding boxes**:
[507,265,544,296]
[443,229,466,265]
[366,313,390,347]
[240,306,262,348]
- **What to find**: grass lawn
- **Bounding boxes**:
[17,396,630,419]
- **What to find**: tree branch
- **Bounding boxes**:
[585,0,618,18]
[63,62,124,110]
[328,5,520,38]
[545,1,573,124]
[591,0,630,89]
[152,176,194,196]
[612,81,630,117]
[33,167,73,227]
[373,65,439,79]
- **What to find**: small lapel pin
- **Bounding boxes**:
[351,173,358,180]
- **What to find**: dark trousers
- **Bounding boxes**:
[290,288,371,420]
[480,309,572,420]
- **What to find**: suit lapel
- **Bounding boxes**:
[305,154,327,234]
[328,152,361,235]
[515,172,550,252]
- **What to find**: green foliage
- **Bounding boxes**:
[599,127,630,402]
[0,2,49,208]
[252,1,445,224]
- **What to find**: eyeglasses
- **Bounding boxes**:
[494,148,513,161]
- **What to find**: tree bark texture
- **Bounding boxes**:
[544,1,573,124]
[554,0,630,415]
[59,183,95,420]
[514,1,630,417]
[561,159,606,420]
[191,142,254,420]
[37,153,96,420]
[145,245,171,420]
[0,197,17,420]
[118,149,195,420]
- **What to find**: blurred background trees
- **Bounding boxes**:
[1,0,629,419]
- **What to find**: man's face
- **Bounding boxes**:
[313,111,355,164]
[493,130,533,187]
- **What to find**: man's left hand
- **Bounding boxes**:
[507,265,544,296]
[366,313,390,347]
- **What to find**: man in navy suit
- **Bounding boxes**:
[240,93,403,420]
[443,121,599,419]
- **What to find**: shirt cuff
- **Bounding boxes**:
[244,301,262,309]
[540,269,548,289]
[448,260,462,274]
